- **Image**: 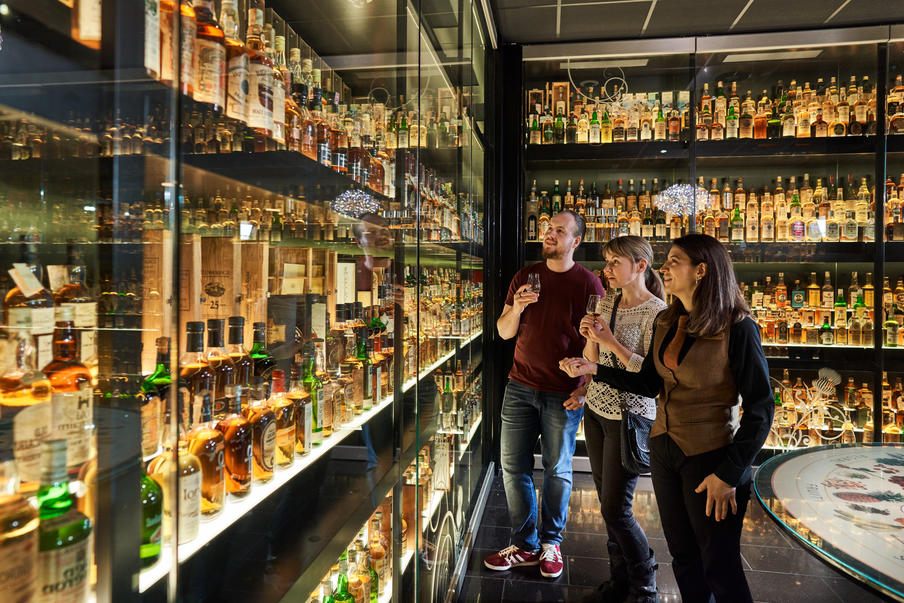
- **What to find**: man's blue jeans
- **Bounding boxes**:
[500,379,583,551]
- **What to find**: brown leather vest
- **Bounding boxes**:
[650,321,740,456]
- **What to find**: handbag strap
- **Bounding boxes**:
[605,294,628,412]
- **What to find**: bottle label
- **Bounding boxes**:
[0,524,37,602]
[272,78,286,133]
[322,390,333,428]
[247,62,274,131]
[194,38,226,107]
[62,302,97,362]
[178,14,197,87]
[178,469,201,544]
[9,400,52,483]
[226,53,250,122]
[303,402,312,447]
[37,532,92,603]
[160,11,174,83]
[51,387,93,469]
[276,425,294,454]
[141,395,161,458]
[260,421,276,471]
[822,291,835,308]
[78,0,102,42]
[144,0,159,75]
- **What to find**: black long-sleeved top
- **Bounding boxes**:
[594,314,773,486]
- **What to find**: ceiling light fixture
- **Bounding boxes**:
[722,49,823,63]
[347,0,374,6]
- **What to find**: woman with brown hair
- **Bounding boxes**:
[579,236,666,603]
[561,234,773,603]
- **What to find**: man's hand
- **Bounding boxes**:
[511,284,539,313]
[563,385,586,410]
[558,357,597,378]
[695,473,737,522]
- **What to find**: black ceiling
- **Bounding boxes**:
[490,0,904,44]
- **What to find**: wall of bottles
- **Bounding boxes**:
[0,0,489,601]
[521,34,904,455]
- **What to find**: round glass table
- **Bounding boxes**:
[754,443,904,601]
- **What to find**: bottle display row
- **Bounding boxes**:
[0,143,482,246]
[525,73,898,145]
[765,369,904,449]
[307,373,483,603]
[309,503,391,603]
[523,173,882,245]
[740,271,904,348]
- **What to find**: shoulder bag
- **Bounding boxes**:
[607,294,654,475]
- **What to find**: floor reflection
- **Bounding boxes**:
[459,471,886,603]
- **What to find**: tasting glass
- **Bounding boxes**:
[586,293,606,316]
[527,273,541,293]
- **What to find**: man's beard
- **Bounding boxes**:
[542,244,564,259]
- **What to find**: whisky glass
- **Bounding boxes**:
[586,294,606,316]
[527,273,541,294]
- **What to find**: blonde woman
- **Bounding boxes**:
[580,236,666,603]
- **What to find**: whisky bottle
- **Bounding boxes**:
[267,369,295,468]
[287,363,311,456]
[314,339,333,437]
[0,310,53,490]
[159,0,197,96]
[36,440,92,603]
[139,337,171,459]
[192,0,226,110]
[355,546,377,603]
[42,305,94,473]
[302,342,324,445]
[5,243,56,370]
[53,253,97,366]
[245,0,275,142]
[140,465,163,568]
[243,388,276,482]
[186,393,226,517]
[180,322,214,429]
[216,393,253,497]
[149,441,202,543]
[334,554,355,603]
[0,462,39,602]
[206,319,236,418]
[250,322,276,398]
[220,0,249,124]
[227,316,254,399]
[356,326,374,411]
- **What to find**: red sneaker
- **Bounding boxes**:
[483,545,540,571]
[539,543,563,578]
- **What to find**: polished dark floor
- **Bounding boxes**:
[457,471,889,603]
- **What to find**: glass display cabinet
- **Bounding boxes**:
[0,0,491,601]
[514,26,901,457]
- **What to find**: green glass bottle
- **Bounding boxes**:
[334,555,355,603]
[356,328,374,411]
[140,466,163,567]
[320,577,336,603]
[36,440,92,601]
[303,342,324,445]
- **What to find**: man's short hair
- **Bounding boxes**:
[557,209,585,240]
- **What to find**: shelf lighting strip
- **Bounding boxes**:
[138,330,483,592]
